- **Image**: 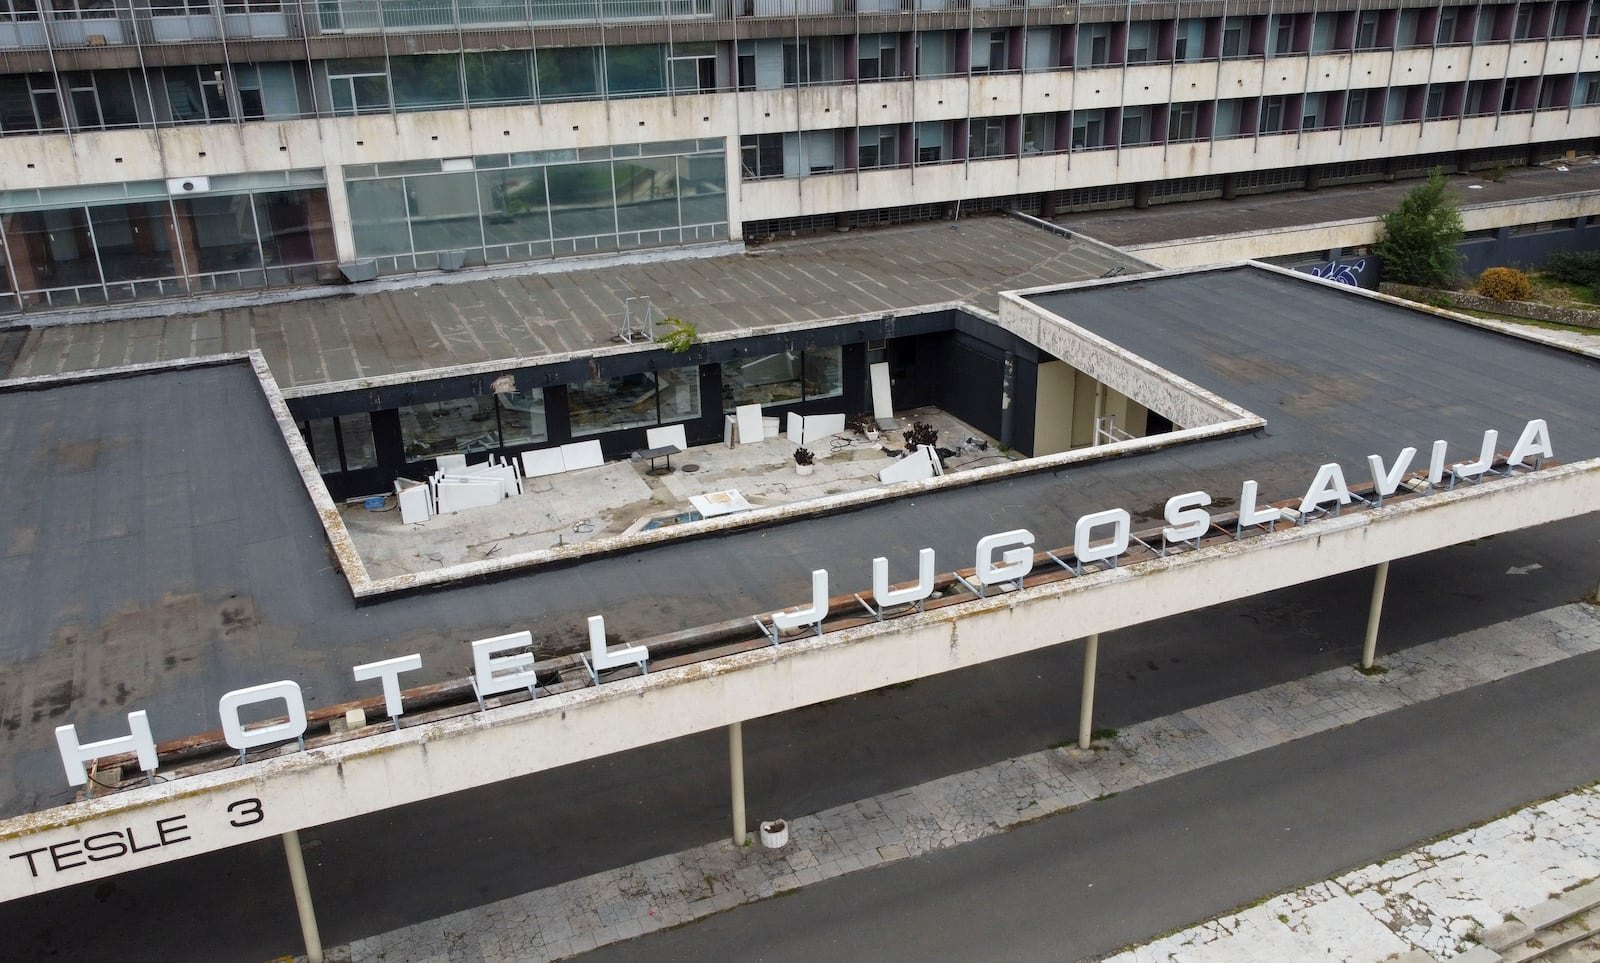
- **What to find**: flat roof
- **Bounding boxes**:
[2,218,1149,391]
[3,265,1599,827]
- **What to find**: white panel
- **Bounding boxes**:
[521,448,565,478]
[560,440,605,472]
[436,454,468,472]
[763,417,781,439]
[436,479,503,513]
[801,413,846,444]
[397,484,432,525]
[736,404,764,446]
[786,412,804,444]
[870,362,894,423]
[878,447,938,484]
[646,424,688,452]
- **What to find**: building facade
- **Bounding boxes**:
[0,0,1597,314]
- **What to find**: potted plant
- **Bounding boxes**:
[904,421,938,450]
[848,412,880,442]
[759,818,789,848]
[794,447,816,476]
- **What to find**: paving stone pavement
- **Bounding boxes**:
[316,601,1600,963]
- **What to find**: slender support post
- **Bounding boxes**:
[1077,633,1100,750]
[1361,560,1391,670]
[282,830,323,963]
[729,721,747,846]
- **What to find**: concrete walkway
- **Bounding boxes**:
[310,601,1600,963]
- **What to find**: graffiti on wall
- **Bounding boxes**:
[1307,258,1368,287]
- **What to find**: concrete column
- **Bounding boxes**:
[729,721,747,845]
[1040,191,1058,219]
[1077,633,1100,750]
[1221,173,1238,200]
[1304,165,1321,191]
[1361,560,1391,670]
[1133,183,1151,209]
[282,830,323,963]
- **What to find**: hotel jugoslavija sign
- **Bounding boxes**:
[9,419,1553,885]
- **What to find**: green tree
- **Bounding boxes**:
[1373,168,1464,288]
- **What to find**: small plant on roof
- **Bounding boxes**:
[793,446,815,466]
[903,422,938,450]
[654,316,699,354]
[847,412,876,436]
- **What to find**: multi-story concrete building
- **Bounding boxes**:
[0,0,1596,314]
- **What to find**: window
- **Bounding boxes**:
[1436,7,1460,43]
[466,51,534,106]
[1077,24,1112,67]
[968,116,1005,158]
[970,29,1008,73]
[1022,113,1054,153]
[740,133,783,179]
[1579,73,1600,106]
[1221,17,1246,57]
[0,74,63,133]
[164,65,231,122]
[1071,111,1104,149]
[1175,19,1205,62]
[859,34,901,80]
[328,59,389,115]
[1356,11,1380,49]
[1119,108,1146,145]
[1271,15,1295,55]
[401,395,547,458]
[568,371,693,438]
[606,44,667,97]
[300,415,377,474]
[669,42,717,93]
[1125,23,1151,64]
[1345,89,1369,126]
[1168,102,1198,141]
[1425,84,1448,119]
[1024,27,1055,71]
[1513,4,1533,39]
[537,47,602,101]
[915,121,947,163]
[857,125,898,169]
[1259,96,1285,133]
[783,39,837,87]
[721,348,840,411]
[391,55,463,111]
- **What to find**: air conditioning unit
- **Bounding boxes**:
[166,176,210,195]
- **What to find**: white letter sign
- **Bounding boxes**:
[55,711,159,787]
[976,530,1034,585]
[1162,492,1211,542]
[353,654,424,720]
[1454,430,1498,478]
[1238,480,1280,527]
[872,549,936,608]
[1075,509,1130,565]
[1508,419,1553,468]
[471,631,540,698]
[773,569,830,631]
[1299,463,1353,514]
[1367,447,1417,497]
[588,615,648,671]
[219,681,307,751]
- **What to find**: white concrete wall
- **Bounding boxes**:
[5,453,1596,900]
[1132,191,1600,269]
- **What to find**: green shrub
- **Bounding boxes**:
[1477,267,1533,301]
[1544,251,1600,288]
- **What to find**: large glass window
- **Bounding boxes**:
[405,172,482,253]
[391,55,463,111]
[479,167,551,247]
[347,179,412,256]
[401,394,546,460]
[546,161,616,241]
[162,66,230,123]
[677,153,726,226]
[606,44,666,97]
[90,202,176,285]
[466,51,533,105]
[615,156,680,233]
[721,347,840,411]
[568,373,666,437]
[328,59,390,115]
[184,193,263,272]
[538,47,602,101]
[300,414,377,474]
